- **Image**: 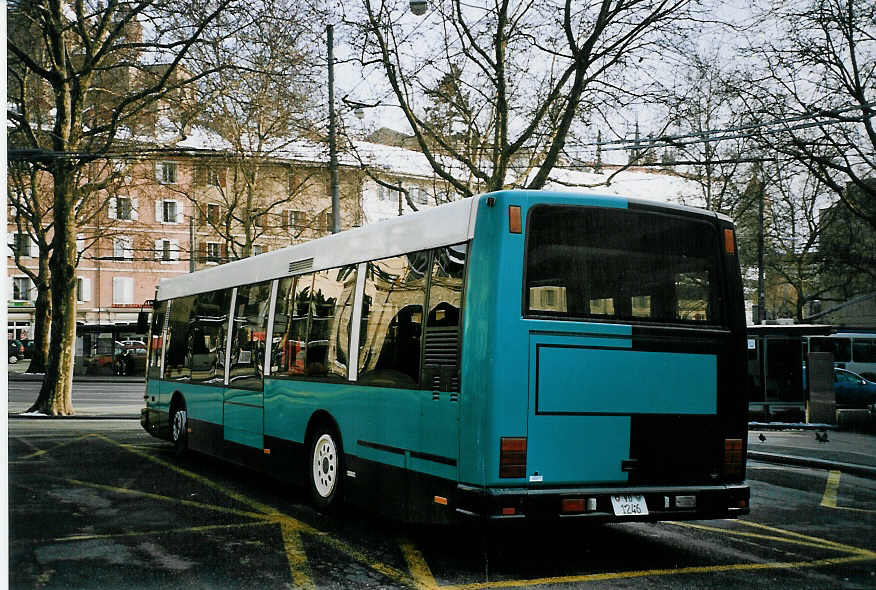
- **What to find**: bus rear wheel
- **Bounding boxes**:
[308,427,343,510]
[170,402,188,456]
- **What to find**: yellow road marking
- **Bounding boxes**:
[735,520,876,556]
[18,433,96,460]
[400,536,439,590]
[821,470,841,508]
[98,434,415,588]
[439,555,875,590]
[11,522,272,545]
[62,477,273,521]
[818,470,876,514]
[280,520,316,590]
[668,521,852,553]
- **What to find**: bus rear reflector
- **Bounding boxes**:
[499,437,527,478]
[724,229,736,254]
[562,499,586,513]
[723,438,743,479]
[509,206,522,234]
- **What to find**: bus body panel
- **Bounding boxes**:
[223,387,264,449]
[533,341,718,415]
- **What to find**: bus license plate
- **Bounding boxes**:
[610,494,649,516]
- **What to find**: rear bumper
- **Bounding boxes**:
[454,482,749,523]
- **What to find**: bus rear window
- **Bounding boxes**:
[525,205,723,325]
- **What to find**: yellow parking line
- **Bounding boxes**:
[440,555,875,590]
[821,470,841,508]
[735,520,876,556]
[63,478,273,521]
[99,434,412,588]
[12,522,272,545]
[400,537,439,590]
[668,521,848,553]
[280,520,316,590]
[18,433,96,460]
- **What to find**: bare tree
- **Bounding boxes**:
[7,0,237,415]
[348,0,693,197]
[171,0,324,259]
[737,0,876,229]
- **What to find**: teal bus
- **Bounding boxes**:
[141,190,750,524]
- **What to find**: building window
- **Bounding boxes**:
[207,167,222,187]
[163,200,177,223]
[206,203,220,224]
[11,233,32,257]
[206,242,221,263]
[76,277,91,303]
[113,236,133,261]
[155,239,179,262]
[112,276,134,304]
[319,212,333,231]
[12,277,32,301]
[116,196,133,220]
[252,244,264,256]
[415,187,428,205]
[285,210,306,228]
[157,162,178,184]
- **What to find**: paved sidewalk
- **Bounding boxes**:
[747,427,876,478]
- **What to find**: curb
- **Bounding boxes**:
[8,414,138,420]
[8,375,144,383]
[748,450,876,479]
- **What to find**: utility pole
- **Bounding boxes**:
[189,217,195,273]
[757,167,765,325]
[327,24,340,234]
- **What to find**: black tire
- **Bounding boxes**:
[170,401,188,456]
[308,425,343,510]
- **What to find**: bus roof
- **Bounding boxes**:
[155,190,724,301]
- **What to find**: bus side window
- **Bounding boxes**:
[272,274,311,377]
[189,289,232,385]
[229,280,272,390]
[358,252,428,388]
[147,300,167,380]
[164,295,196,381]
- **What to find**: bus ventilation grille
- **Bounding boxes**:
[288,258,314,274]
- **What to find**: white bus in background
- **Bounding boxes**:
[807,332,876,380]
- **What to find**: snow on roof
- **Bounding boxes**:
[169,126,707,209]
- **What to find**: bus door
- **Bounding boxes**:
[222,283,273,451]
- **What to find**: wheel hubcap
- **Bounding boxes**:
[172,410,187,442]
[312,434,337,498]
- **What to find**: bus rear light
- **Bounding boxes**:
[562,499,586,513]
[509,206,522,234]
[501,507,516,515]
[499,437,527,478]
[433,496,448,506]
[723,438,744,480]
[724,229,736,254]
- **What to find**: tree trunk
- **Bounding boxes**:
[25,273,51,374]
[28,171,77,416]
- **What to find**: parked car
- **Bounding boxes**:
[8,339,25,364]
[834,368,876,408]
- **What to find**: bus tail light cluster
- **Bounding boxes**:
[723,438,744,480]
[499,437,527,478]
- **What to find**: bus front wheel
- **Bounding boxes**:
[308,426,343,510]
[170,401,188,456]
